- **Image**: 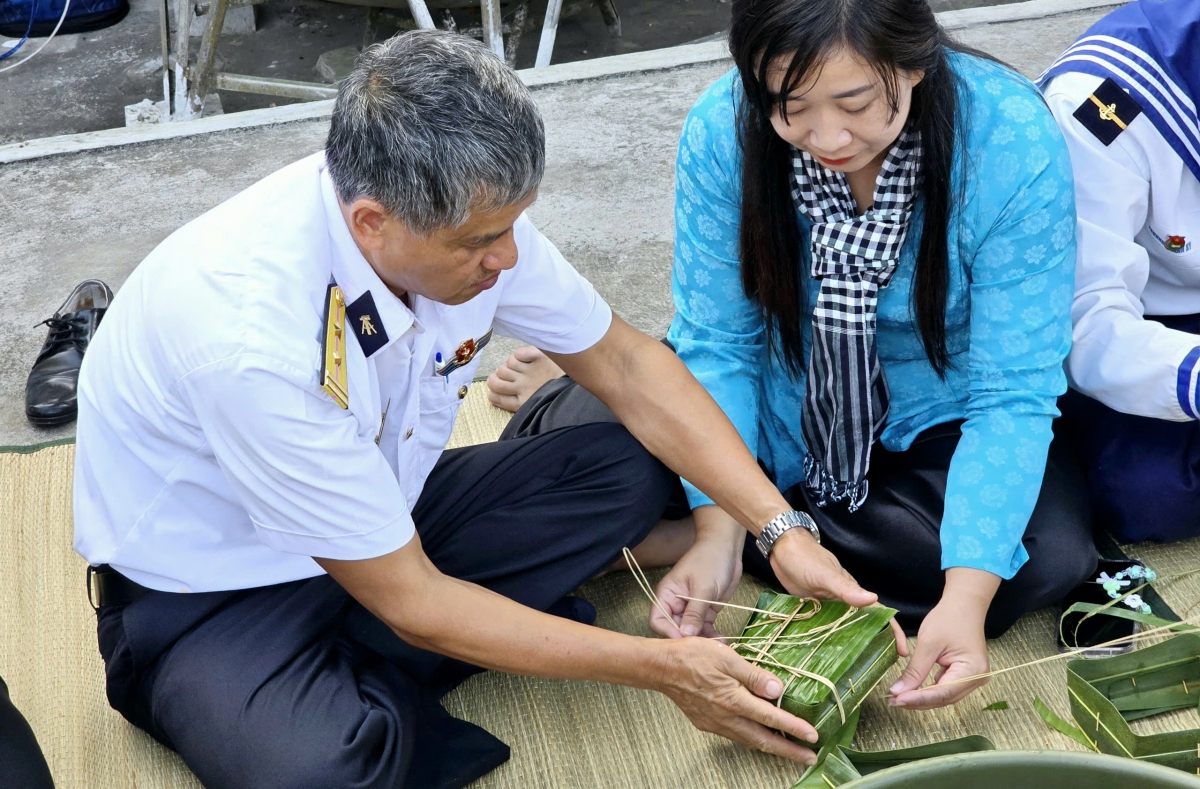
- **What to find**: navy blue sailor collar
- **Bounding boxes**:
[319,163,421,358]
[1038,0,1200,185]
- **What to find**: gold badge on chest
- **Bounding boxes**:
[436,329,494,377]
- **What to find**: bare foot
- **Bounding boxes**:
[486,346,565,413]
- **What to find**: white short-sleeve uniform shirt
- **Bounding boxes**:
[1044,72,1200,420]
[73,153,613,593]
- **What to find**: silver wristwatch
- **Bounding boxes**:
[756,510,820,558]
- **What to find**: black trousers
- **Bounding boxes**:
[504,376,1098,638]
[96,423,673,789]
[0,676,54,789]
[1058,314,1200,544]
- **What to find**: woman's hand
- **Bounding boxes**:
[887,567,1000,710]
[650,507,744,638]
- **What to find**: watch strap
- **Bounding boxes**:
[756,510,820,558]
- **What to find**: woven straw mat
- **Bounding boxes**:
[4,385,1200,789]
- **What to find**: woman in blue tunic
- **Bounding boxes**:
[488,0,1096,709]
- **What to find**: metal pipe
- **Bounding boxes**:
[534,0,563,68]
[406,0,436,29]
[480,0,505,59]
[213,72,340,100]
[171,0,193,118]
[158,0,171,107]
[187,0,229,118]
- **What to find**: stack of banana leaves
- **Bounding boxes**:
[790,709,996,789]
[732,590,898,746]
[1045,632,1200,771]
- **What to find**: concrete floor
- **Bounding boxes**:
[0,6,1109,447]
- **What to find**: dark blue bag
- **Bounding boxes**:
[0,0,129,38]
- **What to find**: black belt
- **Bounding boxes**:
[86,564,151,610]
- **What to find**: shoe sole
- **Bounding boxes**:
[26,412,78,427]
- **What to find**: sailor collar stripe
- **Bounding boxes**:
[1074,78,1143,146]
[1039,35,1200,182]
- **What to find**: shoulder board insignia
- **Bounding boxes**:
[345,290,390,357]
[320,283,349,409]
[1073,77,1143,146]
[436,329,494,377]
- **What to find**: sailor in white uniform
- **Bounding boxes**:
[1039,0,1200,543]
[72,31,881,789]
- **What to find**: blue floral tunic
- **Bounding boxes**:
[668,53,1077,579]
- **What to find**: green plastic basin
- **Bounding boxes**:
[844,750,1200,788]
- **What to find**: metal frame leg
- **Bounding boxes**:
[170,0,192,118]
[594,0,619,36]
[363,6,383,48]
[502,0,527,66]
[480,0,504,59]
[186,0,228,118]
[158,0,171,107]
[406,0,436,29]
[534,0,562,68]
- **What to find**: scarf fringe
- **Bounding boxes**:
[804,454,869,513]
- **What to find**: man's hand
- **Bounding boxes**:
[769,528,908,654]
[653,636,819,764]
[317,539,821,763]
[650,508,744,639]
[887,567,999,710]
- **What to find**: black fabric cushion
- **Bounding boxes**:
[0,676,55,789]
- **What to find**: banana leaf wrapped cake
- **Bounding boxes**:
[733,590,899,746]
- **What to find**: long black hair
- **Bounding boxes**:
[730,0,969,377]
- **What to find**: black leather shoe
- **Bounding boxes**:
[25,279,114,427]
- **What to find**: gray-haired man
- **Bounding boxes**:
[74,31,882,788]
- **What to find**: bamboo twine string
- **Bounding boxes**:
[749,603,805,711]
[737,641,849,725]
[624,546,1200,715]
[620,549,853,723]
[622,547,683,635]
[737,603,860,725]
[930,612,1200,690]
[676,594,821,622]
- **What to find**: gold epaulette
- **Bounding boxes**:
[321,283,349,409]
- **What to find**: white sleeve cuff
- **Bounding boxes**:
[252,510,416,560]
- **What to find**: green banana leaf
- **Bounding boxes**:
[734,591,899,746]
[1033,696,1097,751]
[1060,601,1195,649]
[790,706,995,789]
[1065,633,1200,773]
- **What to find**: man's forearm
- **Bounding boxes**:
[318,549,665,690]
[551,318,789,535]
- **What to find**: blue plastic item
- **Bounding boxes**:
[0,0,128,39]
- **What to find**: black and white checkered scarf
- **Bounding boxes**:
[792,127,922,512]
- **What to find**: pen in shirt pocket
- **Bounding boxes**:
[434,352,447,387]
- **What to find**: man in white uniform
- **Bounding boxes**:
[1039,0,1200,543]
[74,31,884,789]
